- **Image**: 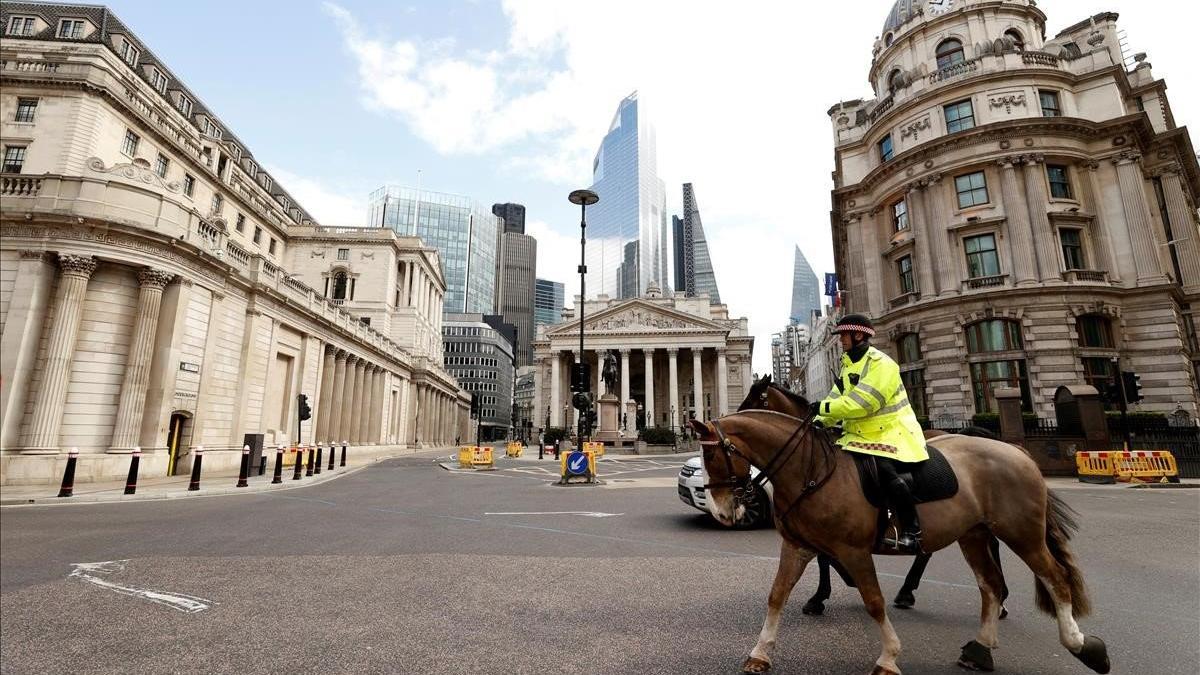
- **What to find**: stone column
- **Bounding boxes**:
[351,360,368,443]
[340,355,360,444]
[998,157,1039,286]
[619,349,631,404]
[925,174,959,296]
[315,345,336,443]
[1114,151,1168,284]
[667,348,680,429]
[861,210,884,317]
[550,352,561,426]
[717,349,729,416]
[644,349,656,428]
[1079,160,1121,282]
[25,254,98,453]
[692,348,704,421]
[1021,154,1063,282]
[330,351,349,442]
[368,366,384,443]
[1,251,56,449]
[110,267,176,452]
[844,214,868,312]
[1159,167,1200,293]
[907,183,936,298]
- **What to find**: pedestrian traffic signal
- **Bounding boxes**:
[1121,371,1143,403]
[297,394,312,421]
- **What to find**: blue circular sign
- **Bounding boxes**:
[566,451,589,475]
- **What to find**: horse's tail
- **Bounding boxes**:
[1034,490,1091,618]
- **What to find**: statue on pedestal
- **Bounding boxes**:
[601,350,619,396]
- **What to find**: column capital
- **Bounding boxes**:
[666,348,678,356]
[1076,159,1101,172]
[904,181,924,194]
[137,267,175,289]
[19,249,50,261]
[1111,150,1142,166]
[346,354,360,365]
[996,155,1021,169]
[325,343,337,356]
[1148,161,1182,178]
[57,254,97,279]
[1020,152,1045,165]
[618,348,631,355]
[335,348,349,362]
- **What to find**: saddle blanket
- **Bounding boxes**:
[854,444,959,508]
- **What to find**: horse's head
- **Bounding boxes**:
[689,418,755,527]
[738,375,811,418]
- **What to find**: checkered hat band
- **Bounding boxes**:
[833,324,875,336]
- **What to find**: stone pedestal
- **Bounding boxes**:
[598,394,620,433]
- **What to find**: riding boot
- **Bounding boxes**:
[883,477,923,554]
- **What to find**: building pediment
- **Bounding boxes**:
[545,299,727,337]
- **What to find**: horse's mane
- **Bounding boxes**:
[770,383,811,409]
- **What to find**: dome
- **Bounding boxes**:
[882,0,921,36]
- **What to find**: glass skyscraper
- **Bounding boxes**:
[367,186,500,314]
[790,245,821,324]
[533,278,565,328]
[586,92,668,299]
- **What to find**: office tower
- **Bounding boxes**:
[790,245,821,324]
[617,240,640,300]
[534,278,565,328]
[672,215,686,291]
[492,202,526,234]
[676,183,721,303]
[495,223,537,366]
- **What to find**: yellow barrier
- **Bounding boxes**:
[583,441,605,458]
[506,442,522,458]
[560,447,597,480]
[1113,450,1179,483]
[458,446,474,468]
[1075,451,1116,483]
[472,446,495,469]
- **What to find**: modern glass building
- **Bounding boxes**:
[367,186,500,314]
[676,183,721,303]
[790,245,821,324]
[533,278,565,328]
[586,92,669,299]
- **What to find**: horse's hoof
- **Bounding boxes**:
[892,590,916,609]
[956,640,994,672]
[1071,635,1110,674]
[741,657,771,673]
[869,666,900,675]
[801,600,825,616]
[999,605,1008,620]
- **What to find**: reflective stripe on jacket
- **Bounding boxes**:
[814,346,928,463]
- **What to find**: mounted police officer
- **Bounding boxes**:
[809,314,927,554]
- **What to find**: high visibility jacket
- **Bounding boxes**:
[814,346,928,463]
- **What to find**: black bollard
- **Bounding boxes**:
[187,446,204,491]
[271,447,284,484]
[236,445,250,487]
[314,446,323,475]
[305,445,315,477]
[340,443,347,467]
[328,444,335,471]
[57,448,80,498]
[258,454,267,476]
[292,447,304,481]
[124,448,141,495]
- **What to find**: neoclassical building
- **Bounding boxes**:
[532,284,754,433]
[0,3,468,484]
[829,0,1200,420]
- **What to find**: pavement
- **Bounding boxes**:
[2,451,1197,674]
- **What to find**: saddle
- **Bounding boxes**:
[853,445,959,508]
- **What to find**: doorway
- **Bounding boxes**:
[166,413,187,476]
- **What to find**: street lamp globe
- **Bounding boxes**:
[568,189,599,206]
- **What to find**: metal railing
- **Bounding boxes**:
[965,274,1007,289]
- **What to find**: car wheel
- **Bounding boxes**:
[735,485,771,529]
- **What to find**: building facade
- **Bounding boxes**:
[586,92,669,299]
[673,183,722,303]
[366,185,500,315]
[443,313,515,441]
[533,278,564,328]
[0,4,470,484]
[491,202,526,234]
[532,284,754,432]
[790,245,822,324]
[494,227,536,367]
[829,1,1200,420]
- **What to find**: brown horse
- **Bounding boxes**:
[738,376,1008,618]
[690,409,1109,675]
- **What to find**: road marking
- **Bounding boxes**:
[484,511,623,518]
[69,560,213,613]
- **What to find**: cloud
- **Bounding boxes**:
[524,218,579,298]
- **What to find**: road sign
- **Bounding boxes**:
[566,451,588,475]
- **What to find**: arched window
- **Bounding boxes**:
[1076,315,1116,407]
[1076,315,1114,348]
[884,32,894,47]
[965,319,1029,412]
[897,333,922,364]
[1004,28,1025,51]
[936,38,965,69]
[331,271,348,300]
[888,69,905,94]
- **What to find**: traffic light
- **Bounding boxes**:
[1121,371,1143,403]
[570,362,591,393]
[297,394,312,421]
[470,392,480,417]
[572,391,593,413]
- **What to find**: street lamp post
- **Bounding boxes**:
[568,189,599,444]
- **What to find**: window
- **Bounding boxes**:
[936,39,965,69]
[205,120,222,138]
[1134,96,1144,112]
[337,248,350,261]
[1081,357,1115,409]
[1004,29,1025,51]
[966,319,1023,353]
[120,38,139,66]
[58,19,85,39]
[897,255,915,294]
[183,174,195,197]
[268,238,277,256]
[955,171,989,208]
[177,95,193,118]
[897,333,921,364]
[1047,164,1072,199]
[969,360,1031,413]
[211,193,223,215]
[253,226,263,245]
[944,99,975,133]
[3,146,27,173]
[149,68,168,94]
[1060,228,1086,270]
[331,271,348,300]
[120,129,140,157]
[154,153,169,178]
[1039,90,1061,117]
[901,369,928,420]
[1077,315,1114,348]
[235,213,246,233]
[888,69,903,94]
[964,233,1000,278]
[879,134,894,162]
[8,16,36,35]
[891,198,909,231]
[1062,42,1082,58]
[14,98,37,123]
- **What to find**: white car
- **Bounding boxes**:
[677,456,773,528]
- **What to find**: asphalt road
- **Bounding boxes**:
[2,452,1197,675]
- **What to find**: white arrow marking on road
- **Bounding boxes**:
[483,511,623,518]
[69,560,214,614]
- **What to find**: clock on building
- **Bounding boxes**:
[928,0,953,15]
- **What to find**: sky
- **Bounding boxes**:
[98,0,1200,375]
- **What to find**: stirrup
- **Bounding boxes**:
[883,530,923,555]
